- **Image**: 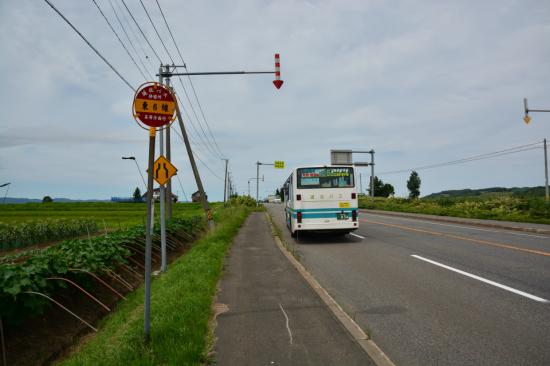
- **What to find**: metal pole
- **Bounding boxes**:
[223,159,229,203]
[174,101,214,230]
[144,127,156,342]
[359,173,363,194]
[544,138,549,202]
[248,179,250,196]
[256,162,260,206]
[158,66,167,272]
[2,184,9,204]
[370,150,375,202]
[165,66,173,218]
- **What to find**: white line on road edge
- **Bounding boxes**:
[350,232,365,239]
[278,303,293,345]
[411,255,550,303]
[365,213,549,239]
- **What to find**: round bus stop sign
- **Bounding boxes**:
[133,82,176,129]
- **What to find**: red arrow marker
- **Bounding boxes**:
[273,53,283,89]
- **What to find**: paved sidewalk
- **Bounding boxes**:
[213,212,375,366]
[363,209,550,234]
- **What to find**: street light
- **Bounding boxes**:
[1,182,11,204]
[122,156,147,190]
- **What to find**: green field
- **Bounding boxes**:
[0,202,210,230]
[359,195,550,225]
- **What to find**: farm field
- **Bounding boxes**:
[0,202,209,230]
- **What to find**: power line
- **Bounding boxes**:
[173,128,224,181]
[43,0,135,91]
[90,0,147,80]
[175,174,189,202]
[113,0,155,73]
[154,0,225,158]
[107,0,153,80]
[120,0,162,64]
[379,141,544,175]
[138,0,174,62]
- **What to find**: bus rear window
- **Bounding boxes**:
[297,167,354,189]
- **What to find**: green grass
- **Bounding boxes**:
[0,202,211,230]
[359,196,550,225]
[58,205,251,366]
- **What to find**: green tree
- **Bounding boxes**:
[368,176,394,197]
[133,187,142,202]
[407,171,421,199]
[379,183,395,197]
[42,196,53,203]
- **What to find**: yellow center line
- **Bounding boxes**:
[362,219,550,257]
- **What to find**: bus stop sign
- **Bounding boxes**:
[133,82,176,129]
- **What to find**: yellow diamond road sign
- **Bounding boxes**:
[274,160,285,169]
[153,155,177,186]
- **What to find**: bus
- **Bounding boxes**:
[283,165,358,237]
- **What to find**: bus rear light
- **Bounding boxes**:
[296,194,301,201]
[351,193,356,199]
[297,212,302,223]
[352,210,357,222]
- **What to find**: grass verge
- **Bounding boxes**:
[58,205,251,366]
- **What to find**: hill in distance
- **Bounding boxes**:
[424,186,546,199]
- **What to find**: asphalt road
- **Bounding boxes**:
[266,204,550,366]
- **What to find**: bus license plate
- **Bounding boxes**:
[337,213,348,220]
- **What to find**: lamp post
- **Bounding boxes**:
[1,183,10,204]
[122,156,147,191]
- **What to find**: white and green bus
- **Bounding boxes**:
[283,166,359,237]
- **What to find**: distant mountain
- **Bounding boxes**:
[424,186,546,199]
[2,197,110,204]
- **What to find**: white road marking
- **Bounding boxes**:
[349,232,365,240]
[278,303,293,345]
[365,213,549,240]
[411,255,549,303]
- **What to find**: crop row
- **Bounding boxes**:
[0,216,204,325]
[0,218,99,251]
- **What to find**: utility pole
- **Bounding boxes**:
[544,138,549,201]
[222,158,229,203]
[256,162,260,206]
[522,98,549,201]
[165,65,173,218]
[370,149,375,202]
[158,65,167,272]
[359,173,363,194]
[1,183,10,204]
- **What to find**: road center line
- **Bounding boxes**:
[411,255,549,303]
[349,232,365,239]
[364,212,549,240]
[362,219,550,257]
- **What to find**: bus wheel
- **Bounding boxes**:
[291,228,297,238]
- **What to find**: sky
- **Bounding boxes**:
[0,0,549,201]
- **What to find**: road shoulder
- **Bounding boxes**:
[213,212,376,366]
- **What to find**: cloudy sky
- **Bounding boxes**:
[1,0,549,201]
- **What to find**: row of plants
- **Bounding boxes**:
[0,218,99,251]
[0,216,204,325]
[359,196,550,224]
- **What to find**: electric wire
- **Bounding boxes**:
[132,0,223,161]
[173,128,224,180]
[90,0,147,81]
[120,0,162,64]
[43,0,135,91]
[175,174,189,202]
[138,0,174,62]
[379,141,545,175]
[107,0,153,80]
[154,0,225,158]
[113,0,155,72]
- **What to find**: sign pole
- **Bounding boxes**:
[144,127,156,342]
[158,66,168,272]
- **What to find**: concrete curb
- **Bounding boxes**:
[265,212,396,366]
[360,209,550,235]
